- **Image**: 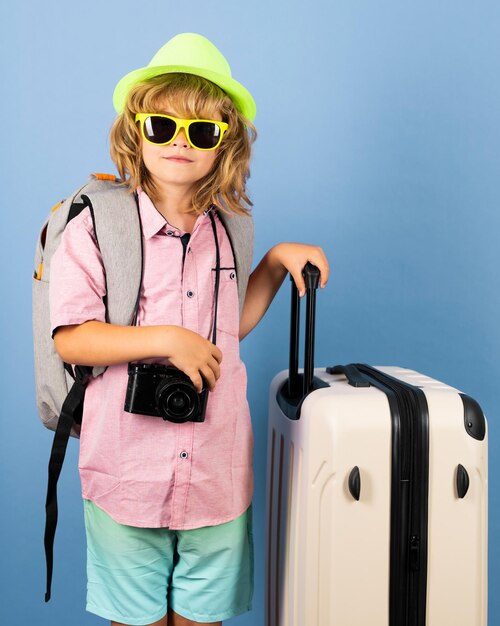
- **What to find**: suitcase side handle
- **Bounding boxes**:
[348,466,361,501]
[456,464,470,498]
[288,262,321,398]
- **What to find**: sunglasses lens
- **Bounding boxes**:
[143,116,177,144]
[188,122,222,149]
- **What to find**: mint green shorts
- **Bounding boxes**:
[83,499,254,625]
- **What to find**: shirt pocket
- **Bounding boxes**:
[212,267,239,338]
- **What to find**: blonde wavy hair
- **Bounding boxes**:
[109,73,257,216]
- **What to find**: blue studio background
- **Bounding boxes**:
[1,1,499,624]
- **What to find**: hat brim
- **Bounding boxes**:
[113,64,256,121]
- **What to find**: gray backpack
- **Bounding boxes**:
[32,173,254,602]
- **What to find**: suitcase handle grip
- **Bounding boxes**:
[288,262,321,398]
[327,364,371,388]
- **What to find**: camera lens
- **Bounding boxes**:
[170,390,190,415]
[155,379,200,423]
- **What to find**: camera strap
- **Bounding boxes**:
[129,197,221,345]
[208,209,221,346]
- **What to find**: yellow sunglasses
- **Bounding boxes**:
[135,113,229,151]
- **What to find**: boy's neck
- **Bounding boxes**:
[152,184,198,233]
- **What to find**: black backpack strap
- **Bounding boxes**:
[44,365,91,602]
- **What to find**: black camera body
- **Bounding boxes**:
[124,362,208,423]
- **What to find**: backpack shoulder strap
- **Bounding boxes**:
[79,179,143,377]
[217,208,254,318]
[80,181,142,327]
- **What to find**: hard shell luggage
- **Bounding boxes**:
[265,264,488,626]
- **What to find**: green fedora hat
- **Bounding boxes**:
[113,32,256,121]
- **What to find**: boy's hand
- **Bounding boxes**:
[269,243,330,297]
[159,326,222,393]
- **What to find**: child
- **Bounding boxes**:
[49,33,329,626]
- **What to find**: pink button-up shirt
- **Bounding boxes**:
[49,188,254,529]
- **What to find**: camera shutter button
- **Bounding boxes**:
[180,451,189,459]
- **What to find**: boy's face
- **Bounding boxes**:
[140,106,221,197]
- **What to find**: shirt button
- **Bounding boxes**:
[180,451,189,459]
[187,290,194,298]
[230,271,235,280]
[166,230,174,236]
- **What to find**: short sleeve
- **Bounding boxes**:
[49,207,107,339]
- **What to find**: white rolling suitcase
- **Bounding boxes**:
[266,264,488,626]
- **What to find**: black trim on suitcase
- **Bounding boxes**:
[460,393,486,440]
[351,364,430,626]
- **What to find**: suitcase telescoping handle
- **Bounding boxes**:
[288,262,321,398]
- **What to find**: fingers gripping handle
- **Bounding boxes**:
[303,261,321,291]
[288,262,321,398]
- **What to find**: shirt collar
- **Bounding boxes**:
[137,187,169,240]
[137,188,214,240]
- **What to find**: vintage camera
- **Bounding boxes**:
[124,362,208,423]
